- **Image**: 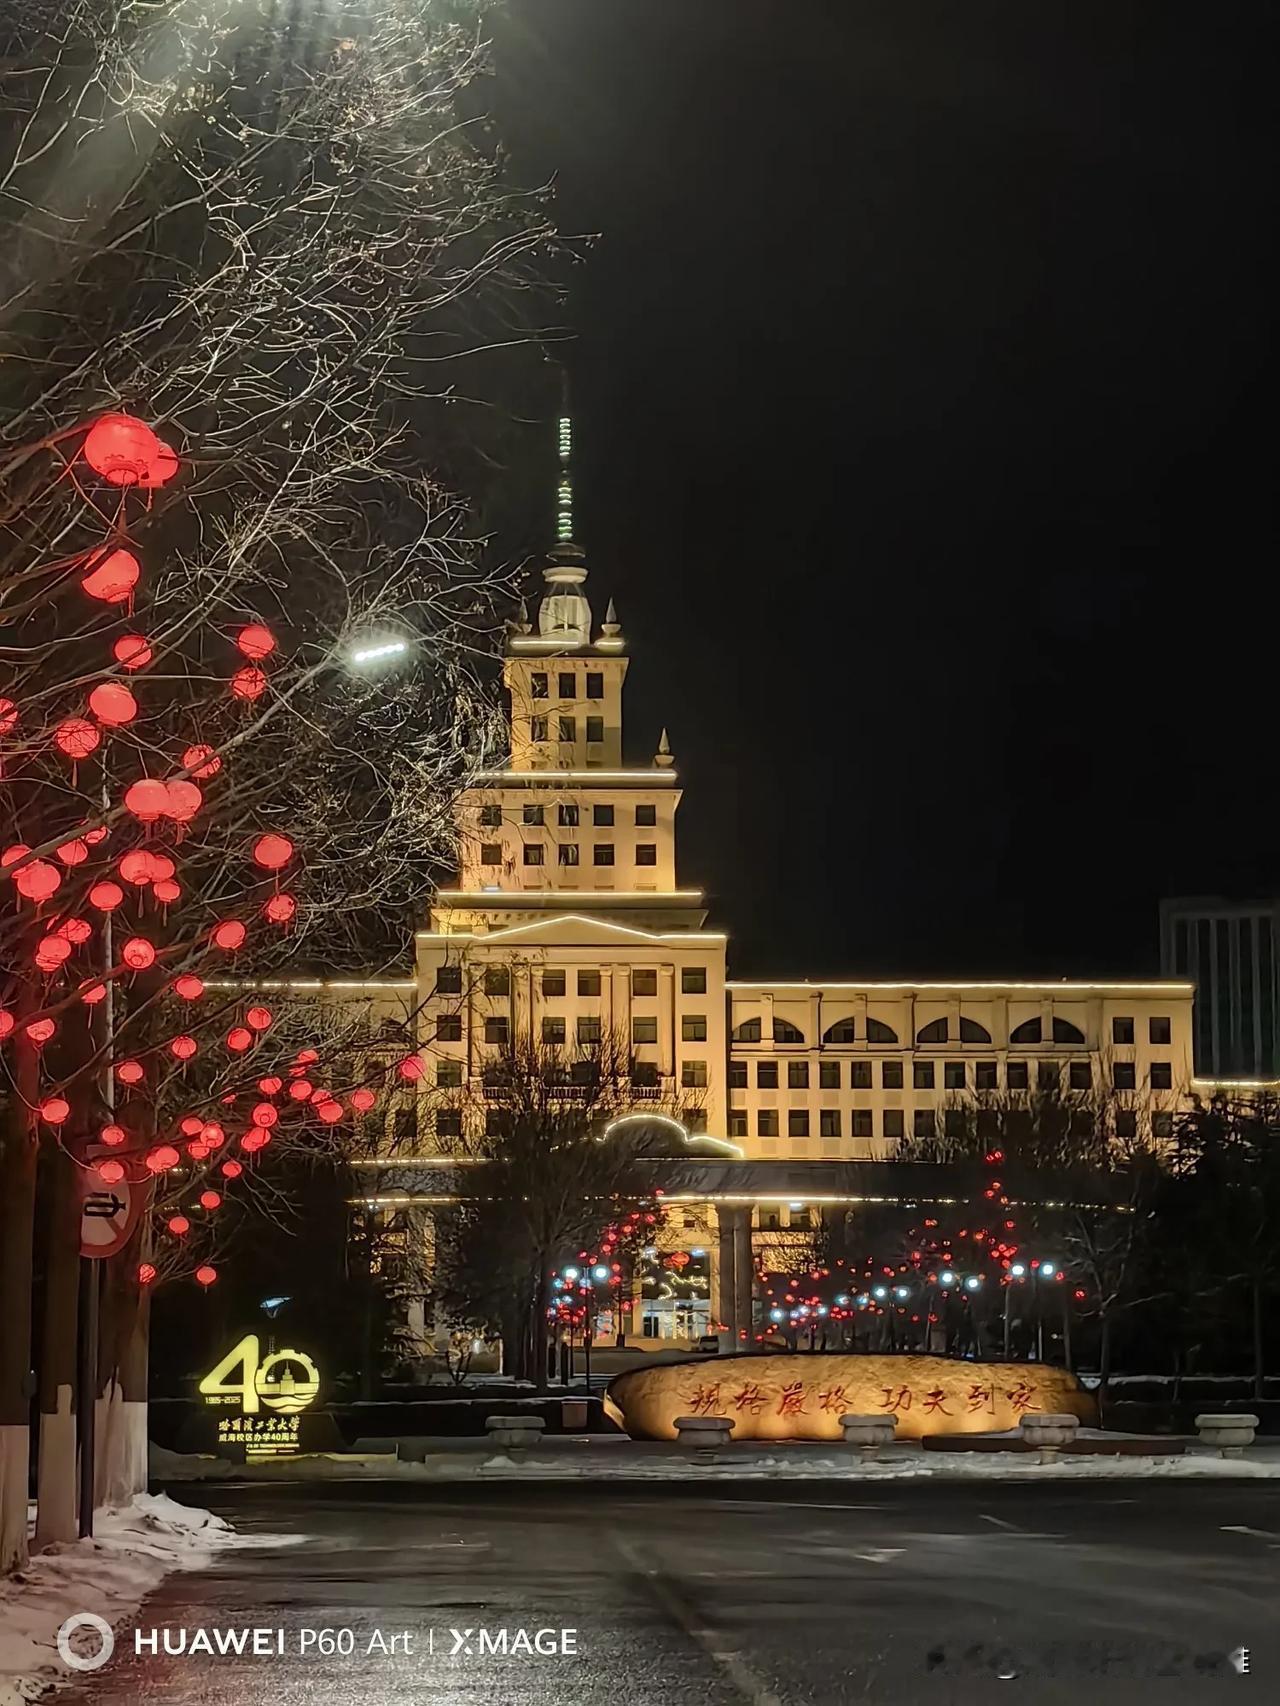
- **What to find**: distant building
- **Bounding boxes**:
[1159,897,1280,1082]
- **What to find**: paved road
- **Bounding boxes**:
[62,1479,1276,1705]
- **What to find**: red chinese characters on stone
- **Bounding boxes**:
[1004,1382,1038,1414]
[878,1386,913,1414]
[966,1383,996,1415]
[685,1383,724,1417]
[922,1387,952,1416]
[818,1385,848,1413]
[776,1381,808,1418]
[731,1382,765,1414]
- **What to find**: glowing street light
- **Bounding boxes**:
[349,638,409,667]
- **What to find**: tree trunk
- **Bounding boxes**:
[34,1142,80,1547]
[1251,1277,1265,1404]
[95,1238,150,1509]
[0,1056,39,1573]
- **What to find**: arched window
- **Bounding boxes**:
[1010,1017,1042,1044]
[822,1017,857,1044]
[916,1018,949,1044]
[731,1017,762,1043]
[773,1018,805,1044]
[1052,1016,1086,1045]
[959,1017,992,1043]
[866,1017,899,1045]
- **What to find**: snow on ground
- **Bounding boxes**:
[0,1494,260,1706]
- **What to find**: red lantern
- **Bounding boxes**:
[82,414,173,486]
[89,682,137,726]
[165,779,202,823]
[241,1129,268,1153]
[98,1160,126,1186]
[288,1079,313,1101]
[54,718,101,760]
[293,1047,319,1068]
[121,936,156,970]
[83,826,109,846]
[200,1123,225,1149]
[173,974,204,1000]
[251,833,293,870]
[40,1097,70,1125]
[221,1160,243,1179]
[89,880,124,911]
[226,1026,253,1052]
[14,859,61,902]
[113,634,152,670]
[315,1099,343,1124]
[0,1011,14,1039]
[25,1018,56,1045]
[80,983,107,1006]
[236,624,276,661]
[168,1215,190,1236]
[116,1059,144,1085]
[246,1005,272,1032]
[100,1124,126,1146]
[182,744,221,779]
[120,848,158,886]
[351,1088,376,1112]
[153,877,181,903]
[1,844,27,867]
[398,1055,424,1082]
[81,547,140,604]
[199,1190,221,1212]
[145,1144,179,1173]
[138,1263,157,1286]
[149,851,175,881]
[263,893,296,925]
[230,666,267,701]
[257,1075,283,1095]
[195,1265,217,1287]
[170,1035,198,1060]
[251,1103,278,1128]
[55,838,89,866]
[211,919,246,951]
[35,936,71,971]
[124,779,167,822]
[54,917,92,944]
[179,1115,203,1136]
[0,698,16,736]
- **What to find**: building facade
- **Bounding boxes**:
[368,549,1196,1346]
[1160,896,1280,1083]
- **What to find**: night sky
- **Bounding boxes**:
[490,2,1274,981]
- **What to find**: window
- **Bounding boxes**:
[586,672,604,700]
[557,672,575,698]
[479,804,502,827]
[883,1109,904,1139]
[1069,1061,1092,1090]
[882,1060,903,1089]
[436,1109,462,1139]
[484,1017,509,1045]
[819,1062,841,1089]
[681,967,706,994]
[1115,1110,1138,1139]
[944,1108,968,1138]
[913,1061,935,1090]
[757,1109,778,1137]
[631,1062,659,1088]
[485,1109,505,1137]
[1149,1016,1172,1045]
[850,1061,871,1089]
[732,1017,762,1042]
[636,843,657,866]
[1069,1109,1094,1137]
[913,1109,936,1139]
[944,1061,965,1090]
[542,970,566,997]
[960,1017,993,1043]
[522,804,544,825]
[788,1110,810,1138]
[1052,1016,1086,1044]
[788,1061,809,1089]
[586,716,605,744]
[593,804,614,826]
[530,716,548,743]
[757,1061,778,1088]
[436,1061,462,1088]
[916,1018,948,1044]
[684,1108,708,1134]
[867,1017,899,1044]
[853,1109,875,1138]
[558,802,579,826]
[530,673,549,699]
[820,1109,842,1138]
[593,844,615,866]
[823,1017,856,1043]
[1010,1017,1043,1044]
[480,843,502,866]
[977,1108,1000,1138]
[729,1061,747,1088]
[435,1015,462,1043]
[632,969,657,997]
[1037,1061,1059,1090]
[681,1060,707,1088]
[1151,1062,1173,1089]
[577,1016,602,1044]
[483,967,510,996]
[636,804,656,826]
[542,1017,566,1045]
[975,1061,997,1090]
[522,844,544,866]
[1113,1062,1136,1090]
[436,965,462,995]
[1007,1060,1029,1089]
[557,716,576,742]
[1112,1016,1134,1044]
[728,1110,748,1137]
[558,844,579,866]
[1152,1112,1174,1140]
[682,1015,708,1042]
[773,1018,805,1044]
[632,1017,657,1044]
[578,971,601,996]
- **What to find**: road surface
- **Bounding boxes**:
[61,1478,1276,1704]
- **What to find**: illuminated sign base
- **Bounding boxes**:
[604,1352,1097,1442]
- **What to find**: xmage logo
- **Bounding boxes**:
[447,1628,578,1657]
[57,1614,116,1673]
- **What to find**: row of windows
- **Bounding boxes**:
[730,1014,1174,1048]
[437,1014,711,1046]
[527,715,604,744]
[730,1058,1174,1091]
[480,804,657,828]
[425,1104,710,1139]
[481,842,658,868]
[529,671,605,700]
[434,966,708,999]
[731,1107,1174,1140]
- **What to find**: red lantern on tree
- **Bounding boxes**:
[116,1059,144,1085]
[98,1160,126,1186]
[195,1265,217,1287]
[165,779,202,823]
[55,838,89,866]
[81,547,140,604]
[200,1190,222,1212]
[145,1144,180,1173]
[263,893,296,925]
[138,1263,157,1286]
[82,414,178,487]
[0,698,16,736]
[251,1103,278,1128]
[236,624,276,661]
[124,778,169,822]
[288,1079,312,1101]
[121,936,156,970]
[397,1055,424,1082]
[182,744,221,778]
[170,1035,198,1060]
[35,936,71,971]
[168,1216,190,1236]
[54,917,92,944]
[40,1097,70,1125]
[173,974,204,1000]
[0,1011,14,1039]
[252,833,293,871]
[25,1018,56,1045]
[113,635,152,670]
[246,1005,272,1032]
[14,860,61,902]
[80,983,107,1005]
[351,1088,376,1112]
[54,718,101,761]
[149,851,175,881]
[221,1160,243,1179]
[100,1123,126,1146]
[226,1026,253,1052]
[230,666,267,701]
[153,877,181,903]
[257,1075,282,1095]
[89,681,137,726]
[315,1099,343,1124]
[89,880,124,911]
[211,919,246,950]
[118,850,156,886]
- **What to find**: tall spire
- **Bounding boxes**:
[556,366,575,546]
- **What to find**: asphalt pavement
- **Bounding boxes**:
[59,1477,1278,1705]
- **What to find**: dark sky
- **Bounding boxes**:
[489,2,1275,981]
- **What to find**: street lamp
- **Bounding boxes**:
[348,637,409,667]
